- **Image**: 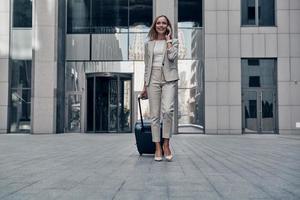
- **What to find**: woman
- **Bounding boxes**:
[140,15,179,162]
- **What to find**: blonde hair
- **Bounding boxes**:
[147,15,173,41]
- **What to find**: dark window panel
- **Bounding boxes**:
[242,0,256,25]
[91,0,128,33]
[249,76,261,87]
[262,101,273,118]
[258,0,275,26]
[86,77,94,131]
[67,0,90,33]
[178,0,202,27]
[248,6,255,20]
[129,0,152,28]
[248,59,259,66]
[249,100,257,118]
[13,0,32,27]
[11,60,32,89]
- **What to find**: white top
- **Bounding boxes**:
[153,40,166,66]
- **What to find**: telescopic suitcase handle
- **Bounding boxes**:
[137,97,144,129]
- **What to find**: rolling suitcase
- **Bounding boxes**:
[134,97,162,155]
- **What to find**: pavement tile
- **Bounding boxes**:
[0,134,299,200]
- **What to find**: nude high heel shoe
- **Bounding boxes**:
[162,146,173,162]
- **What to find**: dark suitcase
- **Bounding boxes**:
[134,97,162,155]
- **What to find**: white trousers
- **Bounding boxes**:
[147,66,176,142]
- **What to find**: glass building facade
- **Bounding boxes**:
[2,0,298,135]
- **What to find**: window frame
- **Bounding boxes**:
[241,0,276,27]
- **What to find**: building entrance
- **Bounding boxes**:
[86,73,132,133]
[242,59,278,134]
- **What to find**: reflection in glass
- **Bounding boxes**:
[242,0,256,25]
[67,0,90,33]
[129,0,152,29]
[261,91,274,131]
[87,77,94,131]
[91,0,128,33]
[95,77,109,131]
[12,0,32,27]
[84,61,134,74]
[11,29,32,60]
[10,89,31,132]
[178,28,203,60]
[65,62,85,92]
[92,34,128,60]
[244,91,258,132]
[178,60,204,128]
[67,94,81,132]
[11,60,31,89]
[242,59,275,88]
[178,0,202,27]
[119,78,131,132]
[258,0,275,26]
[66,34,90,61]
[129,32,147,60]
[10,60,32,133]
[86,74,132,132]
[109,79,118,131]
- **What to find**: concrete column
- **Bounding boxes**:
[0,0,10,133]
[204,0,242,134]
[31,0,58,134]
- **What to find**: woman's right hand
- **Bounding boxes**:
[140,87,148,99]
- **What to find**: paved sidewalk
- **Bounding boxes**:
[0,133,299,200]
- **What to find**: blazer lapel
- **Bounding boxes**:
[147,41,155,68]
[148,41,155,57]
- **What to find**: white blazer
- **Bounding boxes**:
[144,39,180,86]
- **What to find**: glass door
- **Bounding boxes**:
[109,78,118,132]
[261,90,275,133]
[95,77,109,132]
[243,91,258,132]
[86,74,132,133]
[242,90,276,133]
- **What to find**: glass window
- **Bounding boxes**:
[178,60,204,127]
[65,62,85,92]
[91,34,128,60]
[178,0,202,27]
[11,29,32,60]
[242,0,275,26]
[67,0,90,33]
[10,89,31,133]
[91,0,128,33]
[178,29,203,60]
[10,60,32,133]
[12,0,32,27]
[242,0,256,25]
[258,0,275,26]
[242,58,276,88]
[129,33,148,60]
[178,88,204,126]
[11,60,31,89]
[129,0,152,29]
[248,100,257,118]
[249,76,260,87]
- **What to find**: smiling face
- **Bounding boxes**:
[155,16,168,35]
